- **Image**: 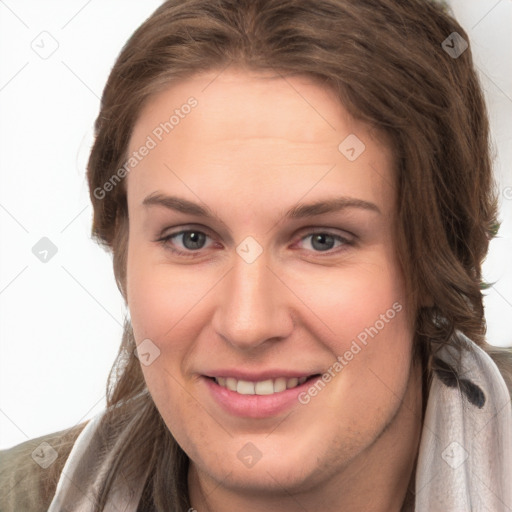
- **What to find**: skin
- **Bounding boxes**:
[125,68,423,512]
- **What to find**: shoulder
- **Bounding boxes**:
[0,421,88,512]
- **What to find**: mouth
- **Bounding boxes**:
[205,374,322,396]
[202,371,324,418]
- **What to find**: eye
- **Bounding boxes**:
[157,229,214,257]
[156,228,354,258]
[295,231,354,254]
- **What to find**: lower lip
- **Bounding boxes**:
[203,376,319,418]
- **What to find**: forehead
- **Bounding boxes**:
[130,68,378,150]
[126,69,395,216]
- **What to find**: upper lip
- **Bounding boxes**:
[203,370,320,381]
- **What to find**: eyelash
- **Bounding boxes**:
[156,228,355,258]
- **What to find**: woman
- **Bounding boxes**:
[1,0,511,510]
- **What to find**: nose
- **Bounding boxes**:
[212,251,293,351]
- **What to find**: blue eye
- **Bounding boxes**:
[158,230,212,257]
[298,232,351,252]
[157,229,354,258]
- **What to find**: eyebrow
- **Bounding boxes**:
[142,192,381,220]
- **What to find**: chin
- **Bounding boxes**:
[187,431,352,497]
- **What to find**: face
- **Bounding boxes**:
[125,69,419,501]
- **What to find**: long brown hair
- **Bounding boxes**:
[81,0,512,509]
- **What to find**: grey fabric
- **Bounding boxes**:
[0,422,87,512]
[414,332,512,510]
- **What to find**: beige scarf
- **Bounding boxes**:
[48,332,512,511]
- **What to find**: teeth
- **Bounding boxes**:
[274,377,287,393]
[255,379,274,395]
[237,380,255,395]
[226,377,237,392]
[287,377,298,389]
[214,376,308,395]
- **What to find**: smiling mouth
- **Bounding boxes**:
[208,375,321,395]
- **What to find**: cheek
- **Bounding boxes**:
[125,245,206,433]
[299,255,413,417]
[291,251,409,354]
[126,242,206,343]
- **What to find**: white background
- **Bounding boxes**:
[0,0,511,450]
